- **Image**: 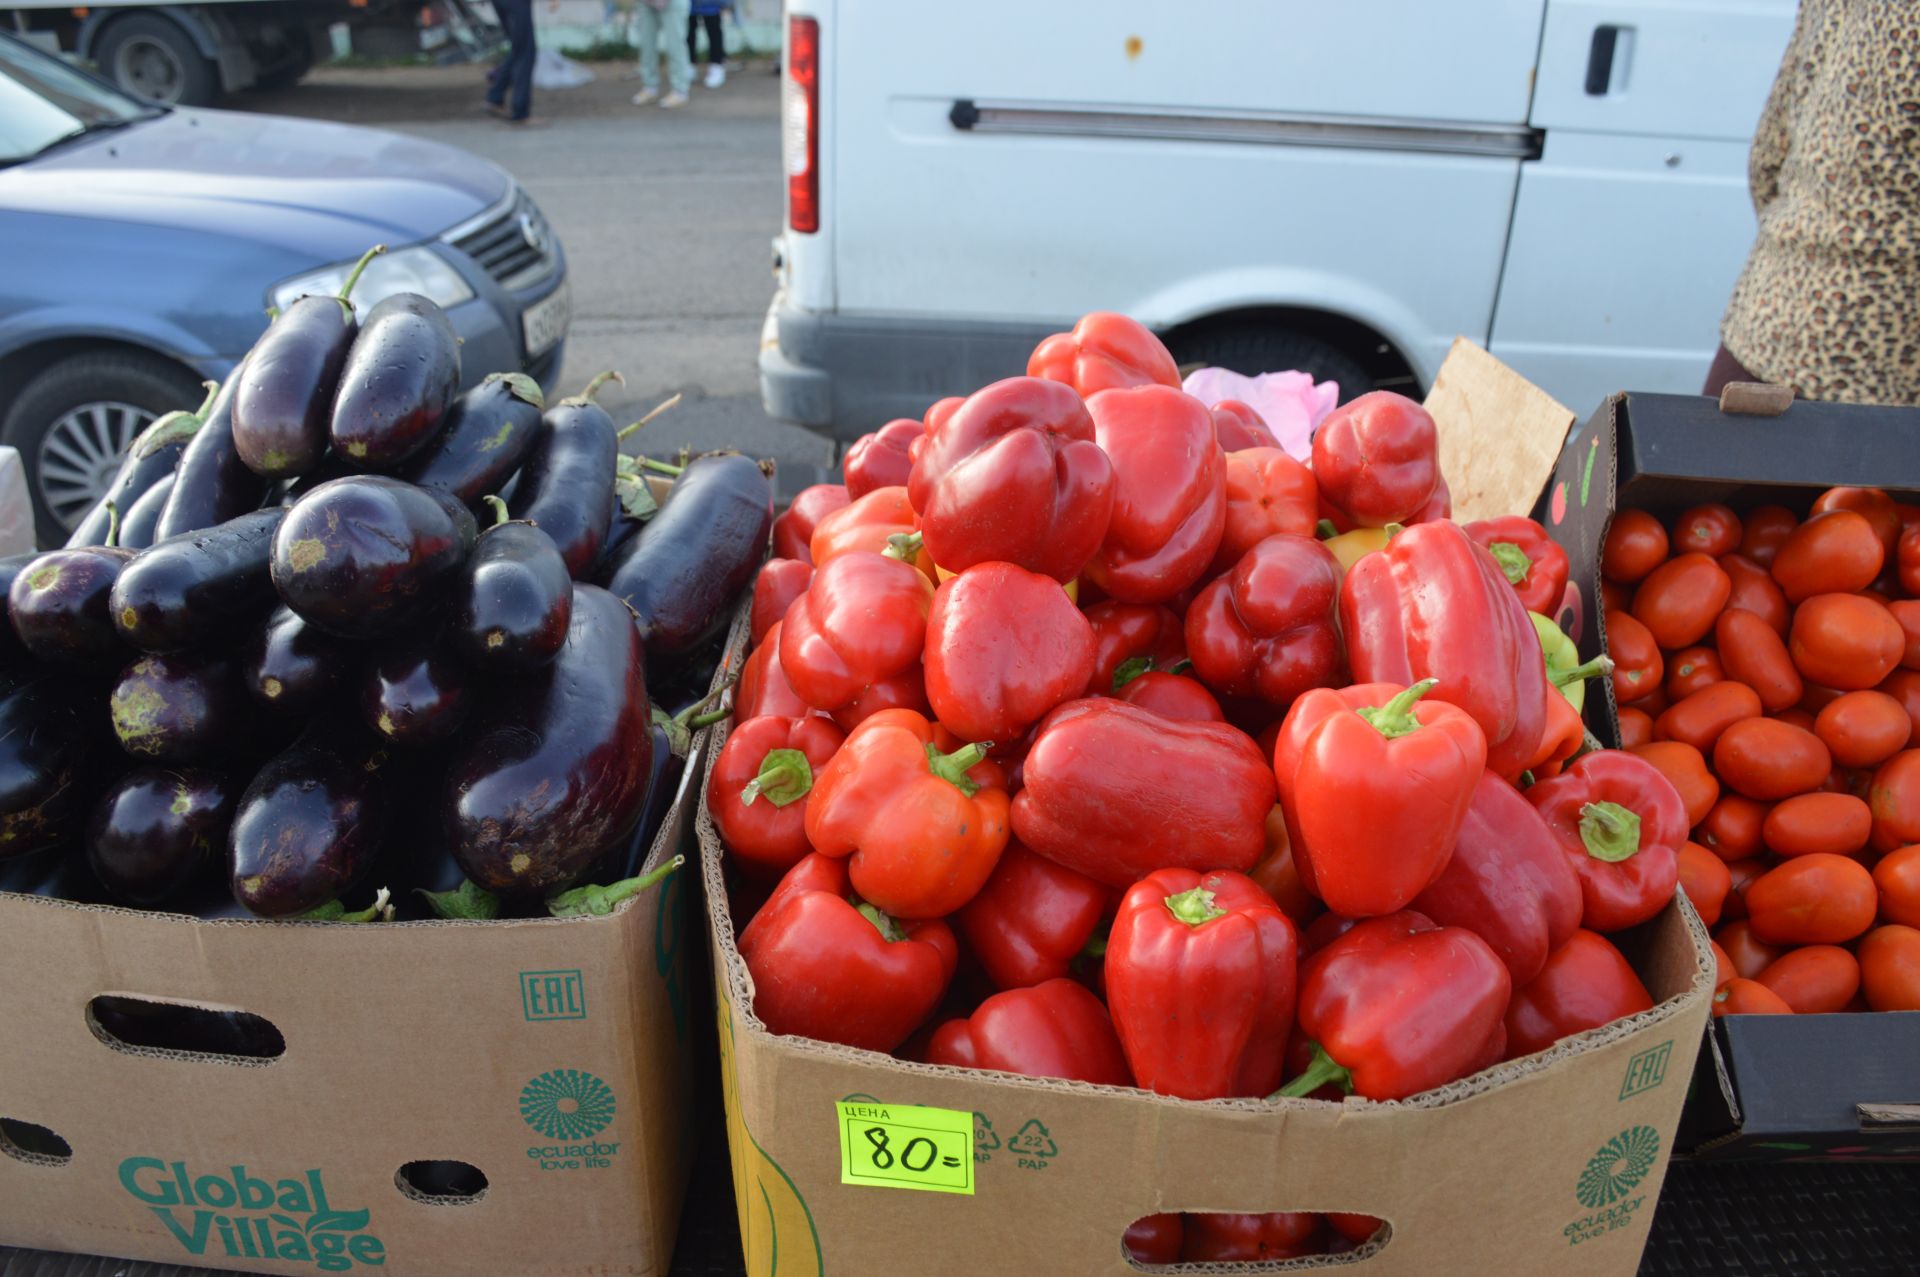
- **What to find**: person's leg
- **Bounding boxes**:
[632,2,662,93]
[1702,344,1762,397]
[485,0,520,106]
[508,2,535,121]
[662,0,692,99]
[705,13,724,64]
[686,11,700,65]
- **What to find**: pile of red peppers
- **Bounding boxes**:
[721,312,1683,1265]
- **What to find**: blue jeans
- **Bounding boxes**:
[486,0,536,120]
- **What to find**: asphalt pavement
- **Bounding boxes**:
[243,60,836,495]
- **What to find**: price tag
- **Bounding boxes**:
[836,1101,974,1195]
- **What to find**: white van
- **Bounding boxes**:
[761,0,1796,439]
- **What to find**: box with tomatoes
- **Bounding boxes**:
[1535,388,1920,1161]
[698,331,1716,1276]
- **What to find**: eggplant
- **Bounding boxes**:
[109,652,251,763]
[65,383,211,549]
[243,605,354,717]
[603,451,773,658]
[329,292,461,468]
[596,511,645,578]
[233,248,381,478]
[86,767,234,906]
[0,677,92,859]
[228,720,393,917]
[119,473,176,550]
[0,844,102,901]
[156,369,269,541]
[279,454,354,506]
[272,475,476,638]
[445,584,653,896]
[361,631,468,746]
[109,508,285,651]
[400,372,547,506]
[0,553,36,669]
[6,547,134,667]
[507,373,621,577]
[451,505,571,670]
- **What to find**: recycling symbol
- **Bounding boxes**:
[973,1112,1000,1161]
[1007,1119,1058,1159]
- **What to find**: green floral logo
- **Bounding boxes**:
[519,1069,617,1140]
[1576,1125,1661,1209]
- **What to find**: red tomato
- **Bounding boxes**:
[1601,578,1633,615]
[1605,610,1665,706]
[1665,646,1726,700]
[1877,670,1920,744]
[1900,525,1920,597]
[1888,600,1920,670]
[1720,554,1791,636]
[1870,750,1920,853]
[1811,487,1901,560]
[1677,840,1732,928]
[1697,793,1770,863]
[1710,940,1734,989]
[1745,853,1878,945]
[1715,918,1784,977]
[1716,608,1803,712]
[1629,740,1718,827]
[1797,683,1848,716]
[1762,792,1872,857]
[1713,978,1793,1016]
[1737,506,1799,567]
[1625,686,1670,718]
[1772,510,1885,603]
[1873,845,1920,929]
[1616,706,1654,750]
[1632,553,1732,649]
[1673,503,1742,557]
[1858,925,1920,1011]
[1776,708,1820,734]
[1789,594,1904,690]
[1601,509,1669,584]
[1756,945,1861,1013]
[1655,682,1762,754]
[1713,718,1832,801]
[1814,691,1912,769]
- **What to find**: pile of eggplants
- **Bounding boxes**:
[1,250,772,922]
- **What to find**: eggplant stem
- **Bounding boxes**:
[482,494,511,527]
[103,500,121,550]
[337,244,387,305]
[616,392,684,440]
[640,457,684,477]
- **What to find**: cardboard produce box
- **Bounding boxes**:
[0,735,709,1277]
[699,344,1717,1276]
[1533,389,1920,1162]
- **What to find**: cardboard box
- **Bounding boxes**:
[700,345,1715,1276]
[1533,389,1920,1162]
[0,734,710,1276]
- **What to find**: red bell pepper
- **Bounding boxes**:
[1527,750,1684,932]
[736,622,815,720]
[780,549,934,713]
[1116,670,1223,722]
[738,853,957,1053]
[1210,400,1279,452]
[1085,601,1186,693]
[924,562,1095,743]
[1181,1214,1324,1263]
[1529,681,1588,780]
[1279,911,1511,1101]
[808,486,936,579]
[749,557,812,647]
[1274,680,1486,918]
[1410,771,1583,985]
[1504,928,1654,1059]
[907,376,1115,583]
[805,708,1011,917]
[924,977,1132,1085]
[1248,805,1322,926]
[1084,385,1227,602]
[828,666,932,734]
[771,483,849,564]
[708,715,846,879]
[1123,1216,1184,1267]
[1027,310,1180,398]
[1463,516,1571,617]
[1186,533,1344,705]
[1310,391,1440,527]
[955,840,1110,990]
[1341,518,1552,780]
[1106,868,1298,1099]
[1211,447,1320,575]
[842,419,922,499]
[1408,474,1453,524]
[1012,698,1277,887]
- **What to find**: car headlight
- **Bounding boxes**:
[270,245,475,314]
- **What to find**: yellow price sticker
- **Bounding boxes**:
[835,1101,975,1195]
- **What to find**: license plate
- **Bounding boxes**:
[522,283,570,357]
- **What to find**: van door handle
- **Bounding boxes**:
[1585,24,1621,95]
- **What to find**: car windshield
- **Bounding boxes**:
[0,33,161,166]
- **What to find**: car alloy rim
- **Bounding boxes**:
[38,401,153,530]
[116,35,185,103]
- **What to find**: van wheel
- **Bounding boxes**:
[1167,327,1375,403]
[98,14,219,107]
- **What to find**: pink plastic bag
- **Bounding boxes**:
[1180,367,1338,462]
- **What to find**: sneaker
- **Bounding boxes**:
[631,87,659,105]
[659,91,688,108]
[704,63,726,88]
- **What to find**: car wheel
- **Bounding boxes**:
[1167,326,1377,404]
[98,14,219,107]
[1,352,206,547]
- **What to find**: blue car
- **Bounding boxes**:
[0,31,570,544]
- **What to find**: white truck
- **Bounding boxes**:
[762,0,1799,439]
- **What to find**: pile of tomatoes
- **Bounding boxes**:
[1599,488,1920,1015]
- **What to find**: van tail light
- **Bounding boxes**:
[785,16,820,234]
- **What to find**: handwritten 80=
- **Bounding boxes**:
[836,1101,974,1195]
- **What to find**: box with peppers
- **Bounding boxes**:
[1535,390,1920,1161]
[699,324,1713,1276]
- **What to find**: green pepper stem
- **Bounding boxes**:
[1579,800,1643,863]
[482,494,510,527]
[1111,655,1153,691]
[1488,540,1531,586]
[616,391,684,440]
[1272,1042,1355,1100]
[742,748,813,807]
[1384,522,1405,539]
[103,500,121,550]
[1315,519,1339,540]
[1356,678,1438,740]
[545,855,686,918]
[1163,886,1227,928]
[337,244,387,305]
[856,900,906,943]
[883,531,924,562]
[924,740,990,796]
[1552,654,1615,686]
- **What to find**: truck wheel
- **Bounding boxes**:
[255,29,315,90]
[1,351,206,547]
[1167,326,1376,404]
[98,14,219,107]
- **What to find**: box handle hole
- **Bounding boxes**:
[1124,1212,1389,1268]
[88,995,286,1061]
[0,1117,73,1166]
[396,1161,489,1205]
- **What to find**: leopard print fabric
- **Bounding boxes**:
[1720,0,1920,405]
